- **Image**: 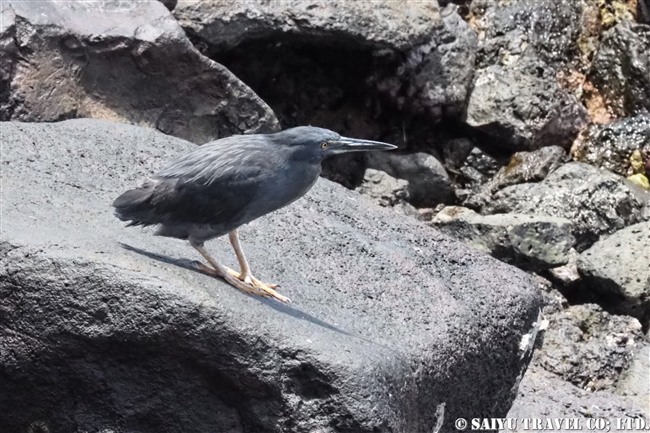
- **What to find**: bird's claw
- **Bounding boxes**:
[197,262,289,303]
[225,267,279,290]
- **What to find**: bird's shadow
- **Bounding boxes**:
[118,242,351,336]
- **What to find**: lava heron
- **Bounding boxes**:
[113,126,396,303]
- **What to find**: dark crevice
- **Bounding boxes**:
[206,36,480,190]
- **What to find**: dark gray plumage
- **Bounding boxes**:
[113,126,396,302]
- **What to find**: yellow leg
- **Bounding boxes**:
[227,230,279,290]
[191,238,289,303]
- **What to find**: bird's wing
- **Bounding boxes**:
[120,136,284,226]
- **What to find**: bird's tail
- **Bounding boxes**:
[112,179,156,226]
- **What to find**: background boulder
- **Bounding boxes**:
[0,0,278,143]
[0,119,542,433]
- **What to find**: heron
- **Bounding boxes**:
[113,126,396,303]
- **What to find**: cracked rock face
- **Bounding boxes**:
[365,152,455,208]
[589,21,650,117]
[466,51,588,152]
[534,304,645,392]
[0,119,542,433]
[578,221,650,325]
[572,114,650,177]
[479,162,650,251]
[432,207,575,271]
[507,365,649,429]
[615,345,650,415]
[0,0,278,143]
[174,0,441,52]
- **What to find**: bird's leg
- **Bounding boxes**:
[190,239,288,303]
[226,230,280,291]
[227,230,253,282]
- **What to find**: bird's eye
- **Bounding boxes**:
[320,142,328,149]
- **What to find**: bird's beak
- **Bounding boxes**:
[329,136,397,154]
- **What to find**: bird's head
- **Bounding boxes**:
[271,126,397,163]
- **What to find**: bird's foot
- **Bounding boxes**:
[225,266,278,289]
[196,263,290,303]
[224,266,290,303]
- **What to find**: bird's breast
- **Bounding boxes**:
[247,162,321,220]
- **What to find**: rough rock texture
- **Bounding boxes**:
[572,114,650,177]
[365,152,455,208]
[467,50,589,152]
[486,146,566,193]
[357,168,409,207]
[504,276,650,430]
[466,146,567,208]
[480,162,650,250]
[546,249,582,294]
[458,147,501,184]
[640,0,650,24]
[589,21,650,117]
[470,0,587,71]
[174,0,441,52]
[0,119,542,433]
[615,345,650,415]
[432,207,575,271]
[506,366,649,432]
[578,221,650,324]
[466,0,590,153]
[374,6,478,118]
[175,0,477,123]
[0,0,278,143]
[534,304,645,391]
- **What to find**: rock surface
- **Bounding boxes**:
[534,304,645,391]
[479,162,650,250]
[466,146,567,209]
[174,0,479,160]
[357,168,410,207]
[0,119,542,433]
[366,152,455,208]
[466,50,588,152]
[577,221,650,324]
[470,0,587,71]
[572,114,650,177]
[589,21,650,117]
[486,146,567,193]
[174,0,441,52]
[375,5,478,118]
[615,345,650,415]
[0,0,278,143]
[506,365,649,432]
[432,207,575,271]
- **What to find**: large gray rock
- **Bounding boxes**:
[487,146,566,193]
[506,366,649,432]
[534,304,645,391]
[357,168,410,207]
[577,221,650,324]
[616,345,650,416]
[589,21,650,117]
[470,0,587,71]
[0,119,542,433]
[465,146,567,209]
[366,152,455,208]
[481,162,650,250]
[0,0,278,143]
[175,0,477,121]
[375,6,478,118]
[174,0,440,52]
[466,0,589,152]
[466,51,589,152]
[572,114,650,177]
[432,207,575,271]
